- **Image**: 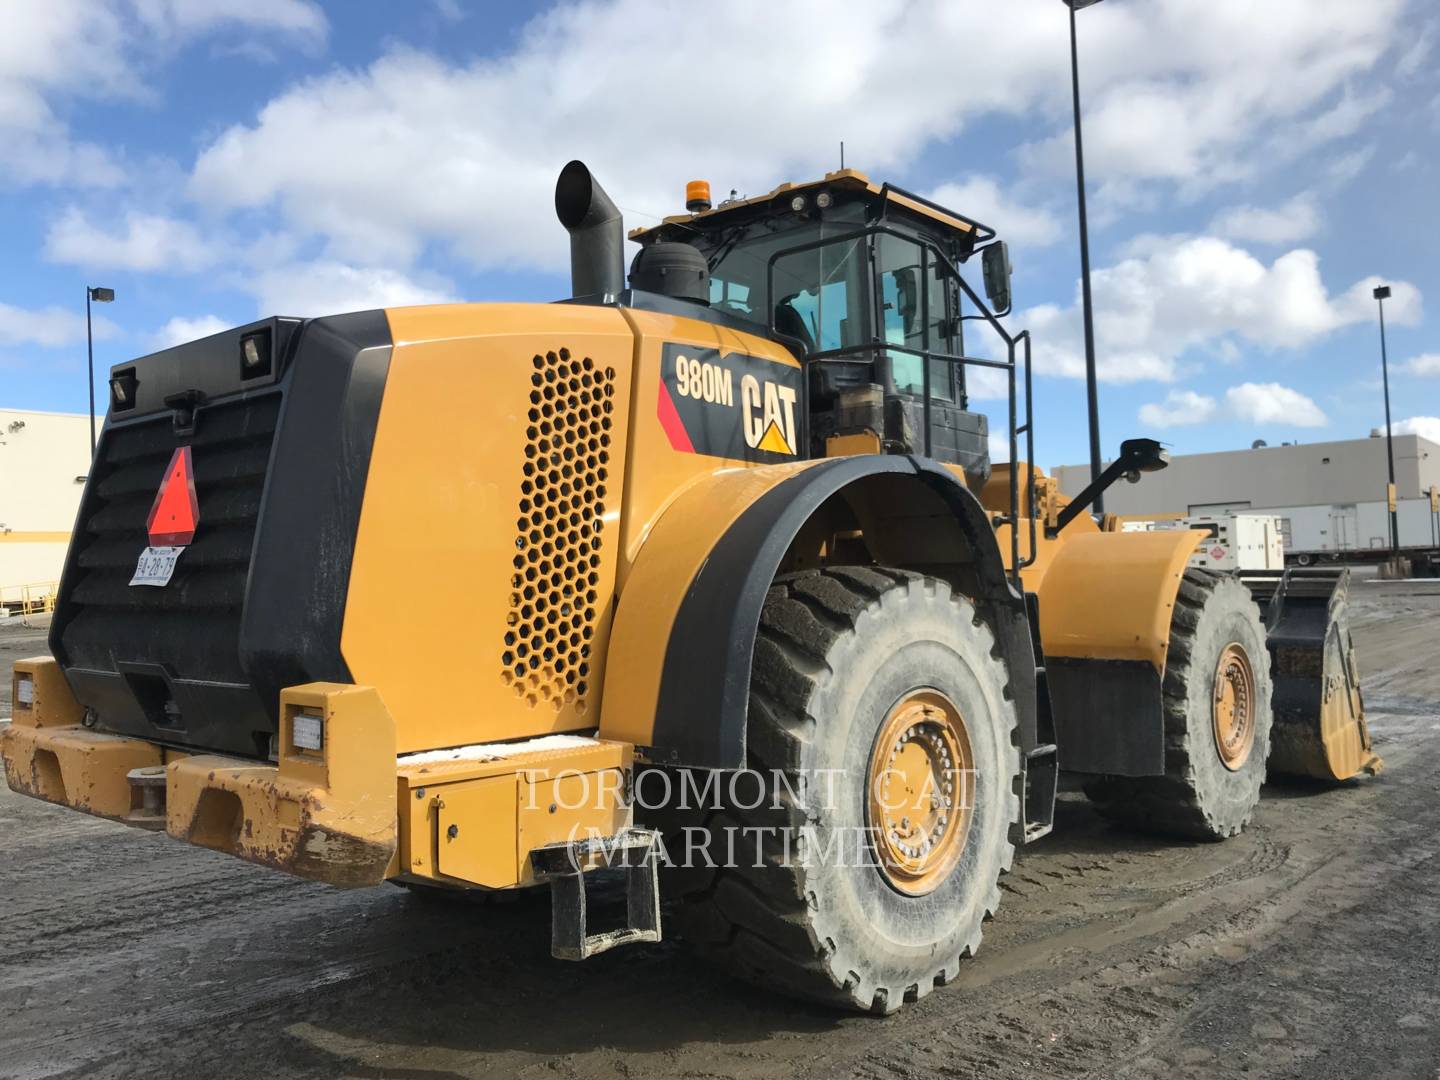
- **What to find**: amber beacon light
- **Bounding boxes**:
[685,180,712,212]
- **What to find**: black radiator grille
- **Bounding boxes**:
[57,394,281,685]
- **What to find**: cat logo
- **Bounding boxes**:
[741,373,798,456]
[658,343,802,464]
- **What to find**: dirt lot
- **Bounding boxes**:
[3,581,1439,1080]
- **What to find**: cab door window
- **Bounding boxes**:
[877,234,956,400]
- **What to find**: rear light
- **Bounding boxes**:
[15,674,34,708]
[292,711,324,751]
[110,369,137,411]
[240,330,273,379]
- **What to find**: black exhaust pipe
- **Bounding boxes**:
[555,160,624,300]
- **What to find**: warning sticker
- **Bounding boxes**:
[657,342,802,464]
[1210,545,1227,560]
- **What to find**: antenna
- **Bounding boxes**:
[840,141,845,169]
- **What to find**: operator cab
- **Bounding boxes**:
[628,170,1012,487]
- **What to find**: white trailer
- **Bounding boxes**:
[1271,496,1440,564]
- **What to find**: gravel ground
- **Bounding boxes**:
[2,581,1439,1079]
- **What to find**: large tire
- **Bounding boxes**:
[1084,569,1273,840]
[664,567,1021,1014]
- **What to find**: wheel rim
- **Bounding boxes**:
[1212,642,1256,771]
[866,690,975,896]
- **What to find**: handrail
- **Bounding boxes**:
[763,223,1036,588]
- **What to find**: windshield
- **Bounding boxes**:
[685,204,963,401]
[692,203,868,345]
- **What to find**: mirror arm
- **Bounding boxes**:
[1049,438,1169,537]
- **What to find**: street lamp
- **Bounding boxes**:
[1064,0,1106,512]
[86,286,115,460]
[1373,284,1399,555]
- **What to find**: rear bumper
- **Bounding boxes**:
[6,658,636,893]
[5,658,398,887]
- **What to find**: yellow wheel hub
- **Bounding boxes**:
[1213,641,1256,771]
[867,690,974,896]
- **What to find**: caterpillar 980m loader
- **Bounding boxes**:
[4,161,1379,1013]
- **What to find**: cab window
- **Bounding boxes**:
[772,237,867,354]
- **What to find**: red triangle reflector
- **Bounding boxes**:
[147,447,199,546]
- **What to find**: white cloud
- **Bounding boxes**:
[928,178,1061,248]
[0,301,118,347]
[1209,194,1321,245]
[1225,382,1328,427]
[1023,235,1421,383]
[129,0,325,39]
[0,0,324,189]
[988,431,1010,464]
[1139,389,1217,428]
[1016,0,1402,197]
[1385,416,1440,442]
[1327,145,1375,186]
[46,208,218,271]
[1404,354,1440,377]
[185,0,1408,274]
[250,261,456,317]
[150,314,229,349]
[1395,24,1434,79]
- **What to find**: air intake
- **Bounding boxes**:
[501,348,615,713]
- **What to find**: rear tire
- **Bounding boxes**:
[1084,569,1272,840]
[665,567,1021,1013]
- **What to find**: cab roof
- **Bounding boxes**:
[628,168,995,250]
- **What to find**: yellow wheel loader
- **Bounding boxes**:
[3,161,1378,1013]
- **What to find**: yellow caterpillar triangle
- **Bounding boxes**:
[757,421,794,455]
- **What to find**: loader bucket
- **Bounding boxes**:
[1244,568,1382,781]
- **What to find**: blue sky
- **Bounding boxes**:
[2,0,1437,470]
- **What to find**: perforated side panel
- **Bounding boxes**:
[502,348,615,713]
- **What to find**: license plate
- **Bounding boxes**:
[129,546,185,587]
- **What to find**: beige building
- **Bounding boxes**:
[1055,434,1439,514]
[1055,434,1440,555]
[0,408,91,607]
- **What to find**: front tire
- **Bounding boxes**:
[1085,570,1273,839]
[667,567,1021,1013]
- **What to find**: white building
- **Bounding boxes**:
[0,408,91,606]
[1055,434,1440,557]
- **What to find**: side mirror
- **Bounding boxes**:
[981,242,1011,313]
[1119,437,1170,473]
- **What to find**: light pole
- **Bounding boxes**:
[1065,0,1106,512]
[1373,284,1399,555]
[86,286,115,460]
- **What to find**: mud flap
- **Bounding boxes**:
[1246,568,1382,781]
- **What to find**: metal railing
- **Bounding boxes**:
[0,581,58,622]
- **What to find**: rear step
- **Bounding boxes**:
[531,827,662,961]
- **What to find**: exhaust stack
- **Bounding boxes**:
[555,160,624,301]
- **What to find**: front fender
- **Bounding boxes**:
[1037,529,1205,775]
